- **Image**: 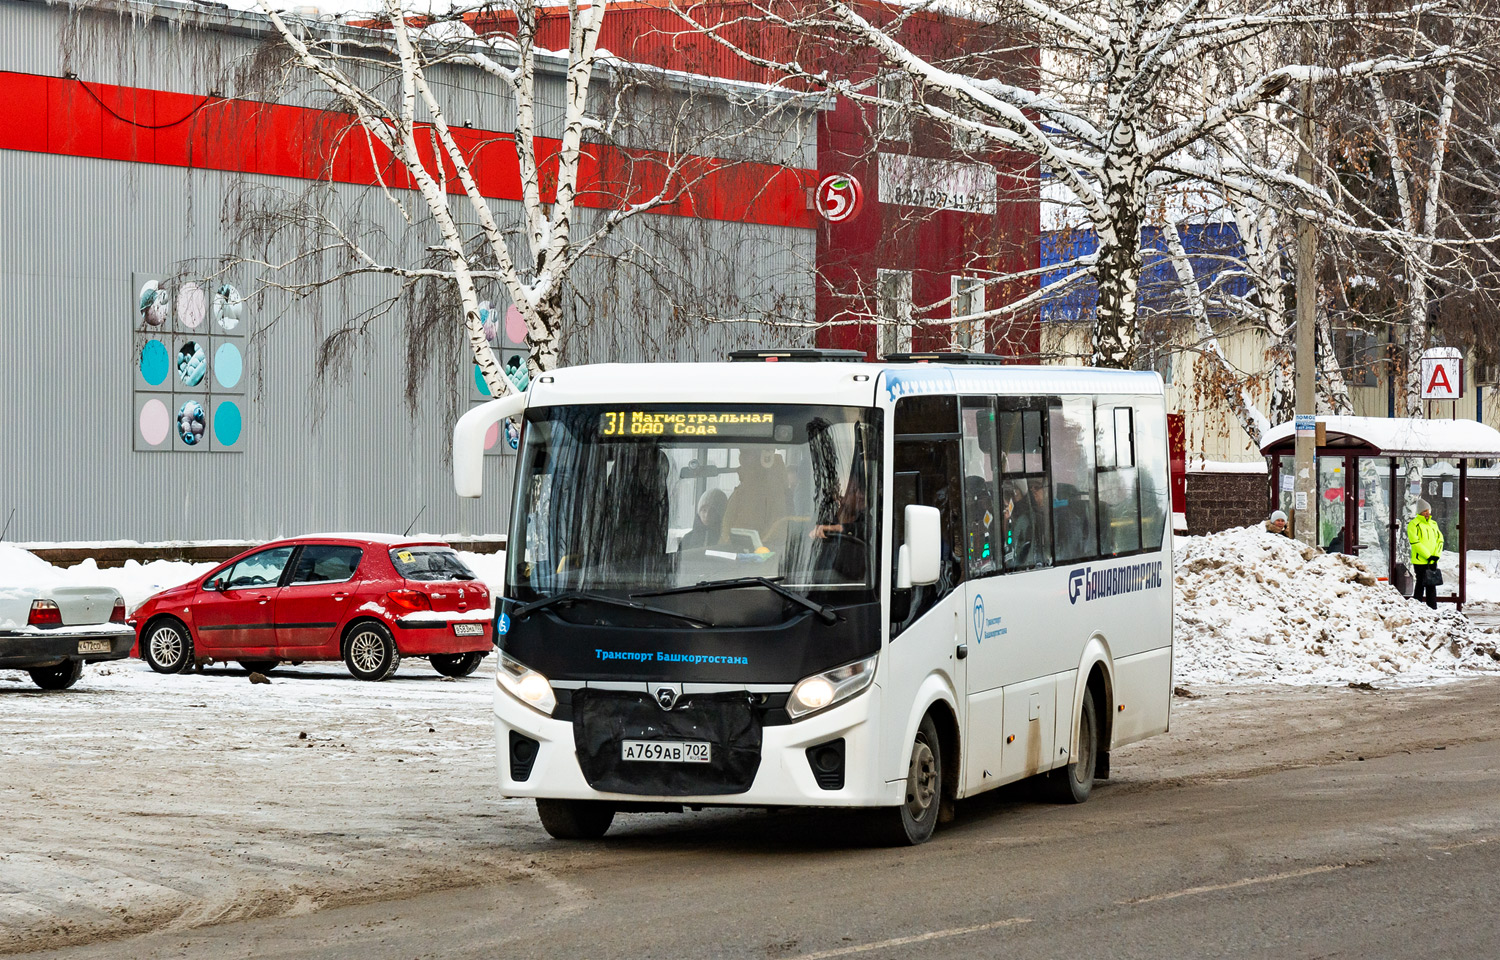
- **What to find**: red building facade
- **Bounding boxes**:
[476,0,1042,359]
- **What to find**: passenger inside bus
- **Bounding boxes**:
[1003,476,1055,569]
[678,488,729,551]
[722,446,790,549]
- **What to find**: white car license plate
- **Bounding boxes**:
[77,639,111,654]
[452,623,485,636]
[622,740,711,763]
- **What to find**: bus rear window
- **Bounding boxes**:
[389,547,477,582]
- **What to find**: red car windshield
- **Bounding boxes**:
[389,547,477,582]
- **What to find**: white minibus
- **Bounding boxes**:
[455,350,1172,844]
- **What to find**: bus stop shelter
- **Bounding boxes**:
[1259,416,1500,607]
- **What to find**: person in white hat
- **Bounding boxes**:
[1264,509,1290,537]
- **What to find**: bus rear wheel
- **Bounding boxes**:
[1046,692,1099,804]
[536,799,616,840]
[868,714,942,846]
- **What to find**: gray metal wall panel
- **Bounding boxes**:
[0,0,820,545]
[0,151,814,544]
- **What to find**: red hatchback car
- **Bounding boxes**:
[131,535,493,681]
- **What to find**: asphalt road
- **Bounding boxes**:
[26,730,1500,960]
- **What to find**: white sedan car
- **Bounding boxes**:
[0,584,136,690]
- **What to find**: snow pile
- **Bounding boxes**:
[0,546,72,628]
[1174,527,1500,686]
[0,544,65,587]
[0,544,212,612]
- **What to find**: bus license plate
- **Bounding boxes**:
[452,623,485,636]
[622,740,711,763]
[77,640,111,654]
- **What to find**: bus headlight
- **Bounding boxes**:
[496,650,557,716]
[787,655,877,720]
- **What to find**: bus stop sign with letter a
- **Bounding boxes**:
[1421,348,1463,400]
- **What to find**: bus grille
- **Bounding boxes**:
[571,689,763,796]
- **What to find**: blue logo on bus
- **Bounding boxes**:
[1068,562,1164,605]
[970,593,1007,641]
[1068,568,1088,604]
[497,612,511,635]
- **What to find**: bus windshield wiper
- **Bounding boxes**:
[633,577,838,625]
[510,591,710,627]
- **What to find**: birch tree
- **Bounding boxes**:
[1324,28,1500,575]
[675,0,1473,369]
[251,0,808,396]
[1367,67,1458,418]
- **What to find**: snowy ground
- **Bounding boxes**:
[0,545,521,953]
[1465,549,1500,605]
[4,538,1500,953]
[0,656,552,955]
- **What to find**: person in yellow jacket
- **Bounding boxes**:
[1407,499,1444,609]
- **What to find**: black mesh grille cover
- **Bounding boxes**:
[571,689,763,796]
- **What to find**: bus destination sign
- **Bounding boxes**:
[600,410,775,438]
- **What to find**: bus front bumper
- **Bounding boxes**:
[493,685,901,808]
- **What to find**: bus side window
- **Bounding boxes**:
[1050,396,1099,563]
[1134,399,1169,550]
[1096,403,1142,555]
[960,398,999,577]
[998,400,1052,570]
[890,436,963,637]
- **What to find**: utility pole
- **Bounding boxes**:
[1293,34,1318,547]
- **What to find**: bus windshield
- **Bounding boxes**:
[508,404,880,614]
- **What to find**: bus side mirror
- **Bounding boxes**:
[897,505,942,588]
[453,392,529,498]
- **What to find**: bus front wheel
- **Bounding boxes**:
[537,799,616,840]
[869,714,942,846]
[1046,692,1099,804]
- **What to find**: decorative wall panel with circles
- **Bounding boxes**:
[132,274,245,454]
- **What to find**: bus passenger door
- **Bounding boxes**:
[992,399,1058,782]
[958,397,1005,795]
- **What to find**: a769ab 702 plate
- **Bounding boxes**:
[621,740,711,763]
